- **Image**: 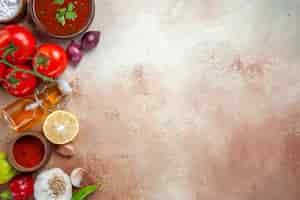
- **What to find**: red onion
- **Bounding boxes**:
[81,31,101,50]
[66,40,83,66]
[70,40,81,49]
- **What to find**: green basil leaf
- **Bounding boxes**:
[53,0,64,5]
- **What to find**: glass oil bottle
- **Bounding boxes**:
[1,80,72,132]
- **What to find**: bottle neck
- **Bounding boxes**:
[33,80,72,110]
[38,84,66,108]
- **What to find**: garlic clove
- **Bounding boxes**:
[70,168,87,188]
[57,79,73,95]
[56,144,75,157]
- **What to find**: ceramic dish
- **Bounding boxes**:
[8,132,51,172]
[28,0,95,39]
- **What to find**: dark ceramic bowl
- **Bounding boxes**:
[28,0,95,39]
[8,132,51,173]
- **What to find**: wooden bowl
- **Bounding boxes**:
[28,0,95,39]
[8,132,51,173]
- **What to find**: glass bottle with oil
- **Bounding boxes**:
[1,80,72,132]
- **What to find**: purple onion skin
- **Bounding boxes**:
[81,31,101,50]
[66,41,83,66]
[70,40,82,49]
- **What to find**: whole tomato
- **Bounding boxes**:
[0,25,36,64]
[2,65,37,97]
[33,43,68,78]
[0,63,6,79]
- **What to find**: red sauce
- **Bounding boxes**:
[35,0,91,36]
[13,135,45,168]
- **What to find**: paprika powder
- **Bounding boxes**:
[13,135,45,168]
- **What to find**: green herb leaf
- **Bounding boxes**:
[53,0,64,5]
[57,8,66,14]
[67,2,75,11]
[55,3,77,25]
[56,14,66,26]
[65,11,77,20]
[65,2,77,20]
[56,8,66,26]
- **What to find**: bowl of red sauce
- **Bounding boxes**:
[29,0,95,39]
[8,132,51,172]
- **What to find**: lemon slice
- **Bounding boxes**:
[43,110,79,144]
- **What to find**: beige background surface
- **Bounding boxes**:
[1,0,300,199]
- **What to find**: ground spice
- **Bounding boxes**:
[0,0,20,20]
[48,176,66,197]
[13,135,44,168]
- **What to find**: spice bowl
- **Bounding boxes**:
[0,0,27,24]
[8,132,51,173]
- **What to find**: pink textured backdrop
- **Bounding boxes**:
[0,0,300,199]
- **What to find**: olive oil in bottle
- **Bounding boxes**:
[1,80,72,132]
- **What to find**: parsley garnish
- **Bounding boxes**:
[67,2,74,10]
[56,8,66,26]
[55,2,77,26]
[53,0,64,5]
[65,3,77,20]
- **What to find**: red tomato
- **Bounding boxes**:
[2,65,37,97]
[0,63,6,79]
[0,25,36,64]
[33,43,68,78]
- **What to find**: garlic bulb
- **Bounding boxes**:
[34,168,72,200]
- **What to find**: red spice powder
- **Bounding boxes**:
[13,136,45,168]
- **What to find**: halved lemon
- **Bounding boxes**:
[43,110,79,144]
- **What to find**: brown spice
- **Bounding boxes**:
[48,176,66,197]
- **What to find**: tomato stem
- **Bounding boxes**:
[0,59,54,82]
